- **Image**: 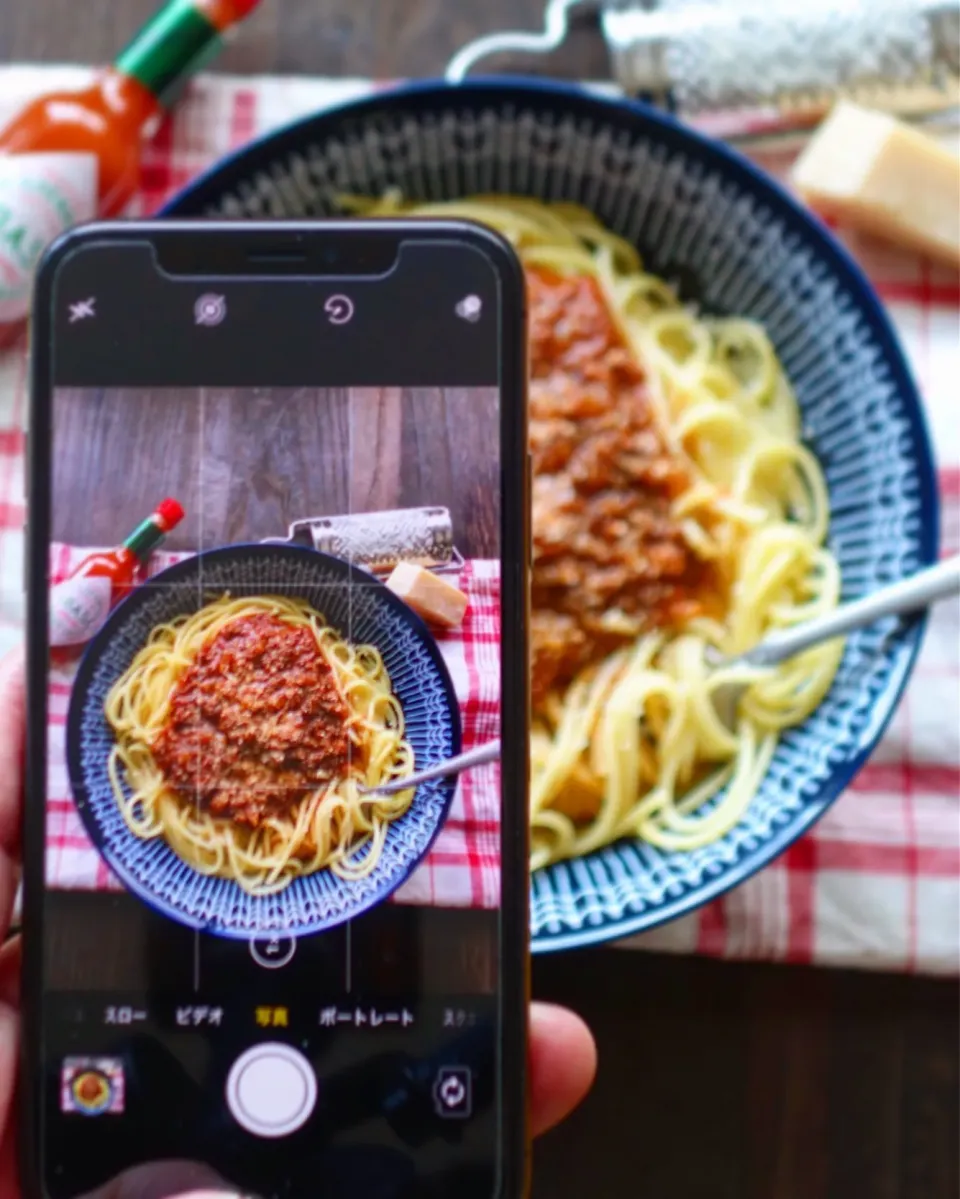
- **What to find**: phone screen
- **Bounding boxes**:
[24,224,528,1199]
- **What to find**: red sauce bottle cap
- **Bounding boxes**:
[201,0,263,24]
[156,498,185,531]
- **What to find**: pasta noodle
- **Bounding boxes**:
[105,595,415,895]
[349,193,844,869]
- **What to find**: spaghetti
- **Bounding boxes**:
[104,595,415,895]
[345,193,844,868]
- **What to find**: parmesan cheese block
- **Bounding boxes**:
[792,101,960,268]
[386,562,468,628]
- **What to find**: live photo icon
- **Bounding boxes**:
[454,295,482,323]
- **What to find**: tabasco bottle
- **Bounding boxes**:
[0,0,263,340]
[50,497,185,651]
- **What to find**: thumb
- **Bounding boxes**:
[170,1193,263,1199]
[74,1164,233,1199]
[170,1193,259,1199]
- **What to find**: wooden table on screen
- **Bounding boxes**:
[51,386,500,557]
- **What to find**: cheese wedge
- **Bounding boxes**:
[792,101,960,268]
[386,562,468,628]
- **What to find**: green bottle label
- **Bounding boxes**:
[124,516,166,560]
[114,0,222,107]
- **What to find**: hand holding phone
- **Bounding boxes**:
[0,647,594,1190]
[21,220,536,1199]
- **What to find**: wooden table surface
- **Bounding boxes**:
[53,387,500,557]
[2,0,611,81]
[8,3,959,1198]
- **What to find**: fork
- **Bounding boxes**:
[362,558,959,780]
[359,739,502,796]
[707,555,960,728]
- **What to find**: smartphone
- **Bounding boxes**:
[22,220,529,1199]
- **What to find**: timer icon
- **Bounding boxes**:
[324,294,354,325]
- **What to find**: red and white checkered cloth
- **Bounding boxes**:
[44,541,501,908]
[1,67,957,970]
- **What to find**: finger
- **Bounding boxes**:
[75,1161,230,1199]
[0,644,25,853]
[0,645,25,941]
[168,1193,257,1199]
[0,1099,18,1198]
[0,1002,18,1171]
[528,1001,597,1138]
[0,853,16,947]
[0,936,20,1007]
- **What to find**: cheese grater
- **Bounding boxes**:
[448,0,960,128]
[603,0,960,121]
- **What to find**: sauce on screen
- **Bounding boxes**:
[152,612,351,827]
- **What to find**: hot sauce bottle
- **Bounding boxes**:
[50,497,185,652]
[0,0,263,341]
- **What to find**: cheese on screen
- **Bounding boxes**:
[792,101,960,268]
[386,562,468,628]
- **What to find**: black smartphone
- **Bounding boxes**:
[22,220,529,1199]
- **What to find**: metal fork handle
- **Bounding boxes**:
[744,556,960,669]
[361,739,502,796]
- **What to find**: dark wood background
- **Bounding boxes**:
[1,0,611,80]
[52,386,500,557]
[11,3,959,1197]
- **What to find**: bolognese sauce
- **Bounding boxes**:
[152,612,350,827]
[75,1073,108,1104]
[527,267,716,703]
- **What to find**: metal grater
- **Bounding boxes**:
[601,0,960,120]
[448,0,960,127]
[263,507,464,576]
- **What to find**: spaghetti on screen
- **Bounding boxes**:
[105,595,415,896]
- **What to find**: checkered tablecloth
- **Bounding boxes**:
[45,541,502,909]
[1,66,957,971]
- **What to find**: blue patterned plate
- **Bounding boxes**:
[162,79,939,951]
[65,544,462,938]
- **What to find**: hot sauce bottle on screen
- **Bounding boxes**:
[0,0,263,341]
[50,498,185,654]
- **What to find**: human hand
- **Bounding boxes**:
[0,646,595,1196]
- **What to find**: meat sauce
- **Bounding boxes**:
[527,266,716,704]
[75,1074,107,1104]
[152,612,350,828]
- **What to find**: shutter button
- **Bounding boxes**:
[225,1043,317,1138]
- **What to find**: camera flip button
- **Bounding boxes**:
[432,1066,473,1120]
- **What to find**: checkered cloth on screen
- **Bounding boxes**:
[0,67,957,970]
[44,543,501,909]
